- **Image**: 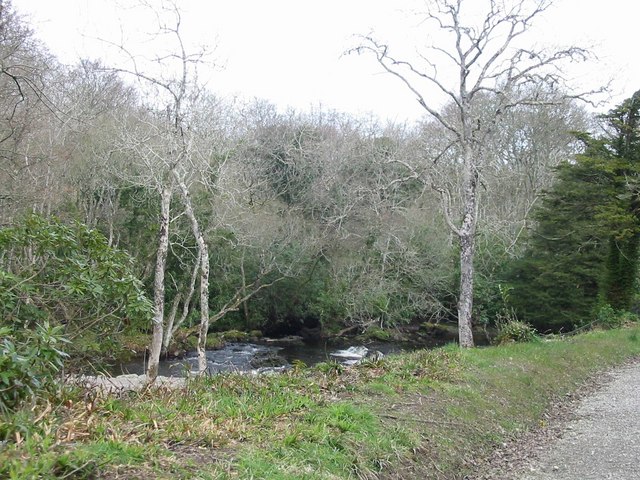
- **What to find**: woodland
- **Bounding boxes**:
[1,0,639,387]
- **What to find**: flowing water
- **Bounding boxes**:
[110,338,439,377]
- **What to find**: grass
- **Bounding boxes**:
[1,326,639,479]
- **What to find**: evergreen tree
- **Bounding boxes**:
[508,92,640,330]
[596,92,640,309]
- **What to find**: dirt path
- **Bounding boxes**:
[485,361,640,480]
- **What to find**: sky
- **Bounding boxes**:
[13,0,640,124]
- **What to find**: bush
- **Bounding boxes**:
[0,214,152,337]
[618,311,640,325]
[594,304,639,329]
[0,322,69,414]
[595,304,618,328]
[494,318,539,345]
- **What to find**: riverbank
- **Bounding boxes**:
[65,321,483,377]
[2,326,639,479]
[95,321,461,377]
[109,337,433,377]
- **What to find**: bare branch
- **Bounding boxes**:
[349,37,461,138]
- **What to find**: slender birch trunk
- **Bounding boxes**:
[196,241,210,373]
[240,254,250,329]
[175,177,210,373]
[162,292,182,355]
[167,250,200,345]
[147,184,172,380]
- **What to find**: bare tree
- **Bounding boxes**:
[0,0,58,224]
[417,92,589,254]
[353,0,595,346]
[102,0,217,377]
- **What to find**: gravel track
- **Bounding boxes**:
[478,361,640,480]
[514,362,640,480]
[474,360,640,480]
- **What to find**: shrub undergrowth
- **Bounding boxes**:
[0,322,69,415]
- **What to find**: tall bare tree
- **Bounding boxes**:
[354,0,594,346]
[104,0,216,377]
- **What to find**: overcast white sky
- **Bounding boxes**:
[13,0,640,123]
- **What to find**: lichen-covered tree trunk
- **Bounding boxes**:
[175,177,210,373]
[196,241,210,373]
[147,185,172,380]
[458,232,475,347]
[457,144,478,348]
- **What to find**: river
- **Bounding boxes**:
[110,337,445,377]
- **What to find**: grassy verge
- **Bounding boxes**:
[2,326,639,479]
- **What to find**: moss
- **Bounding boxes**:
[220,330,250,341]
[205,333,224,349]
[420,322,458,338]
[364,326,392,341]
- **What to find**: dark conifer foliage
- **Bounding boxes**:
[509,92,640,330]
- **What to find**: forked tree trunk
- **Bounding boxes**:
[163,251,200,351]
[147,185,172,380]
[175,177,210,373]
